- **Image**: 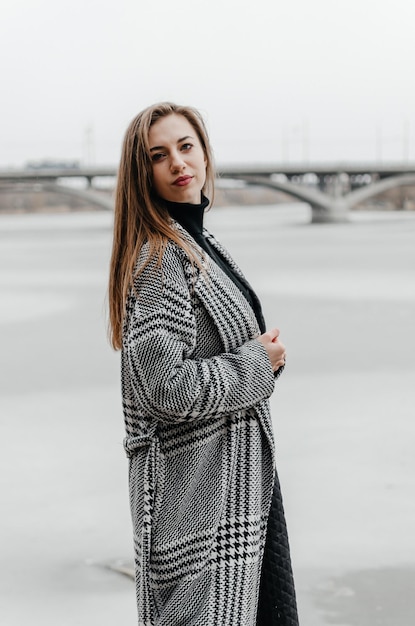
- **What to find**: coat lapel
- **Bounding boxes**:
[203,229,267,333]
[172,223,276,454]
[172,222,260,353]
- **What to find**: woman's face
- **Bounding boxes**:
[148,113,207,204]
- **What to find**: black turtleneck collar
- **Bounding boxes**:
[161,195,210,239]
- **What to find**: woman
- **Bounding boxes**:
[108,102,299,625]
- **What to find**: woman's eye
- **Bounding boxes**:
[181,143,193,151]
[151,153,165,162]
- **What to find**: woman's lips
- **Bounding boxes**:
[173,176,193,186]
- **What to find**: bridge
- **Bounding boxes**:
[2,162,415,223]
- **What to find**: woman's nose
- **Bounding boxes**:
[170,151,185,172]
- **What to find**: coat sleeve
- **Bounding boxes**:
[124,244,275,423]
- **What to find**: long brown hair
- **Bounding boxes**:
[108,102,215,350]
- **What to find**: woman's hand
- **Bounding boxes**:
[256,328,286,372]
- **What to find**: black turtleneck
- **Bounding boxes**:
[162,196,266,333]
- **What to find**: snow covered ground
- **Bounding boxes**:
[1,204,414,625]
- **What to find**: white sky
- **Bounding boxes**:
[1,0,415,168]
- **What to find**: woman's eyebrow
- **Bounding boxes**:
[177,135,193,143]
[149,136,193,152]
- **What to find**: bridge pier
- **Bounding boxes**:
[310,201,349,224]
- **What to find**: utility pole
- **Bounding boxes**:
[84,124,95,166]
[302,118,309,164]
[402,119,410,163]
[282,127,290,164]
[375,124,382,164]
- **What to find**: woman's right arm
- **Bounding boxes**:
[124,245,276,424]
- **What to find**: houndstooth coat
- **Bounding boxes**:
[121,222,295,625]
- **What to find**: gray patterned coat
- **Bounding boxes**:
[121,223,290,625]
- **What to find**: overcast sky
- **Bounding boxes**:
[2,0,415,168]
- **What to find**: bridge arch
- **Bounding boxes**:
[42,183,114,211]
[221,173,415,222]
[221,174,347,222]
[344,173,415,209]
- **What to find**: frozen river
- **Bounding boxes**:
[1,203,414,625]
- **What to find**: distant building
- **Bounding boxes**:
[25,160,80,170]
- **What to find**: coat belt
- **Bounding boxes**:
[123,433,158,458]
